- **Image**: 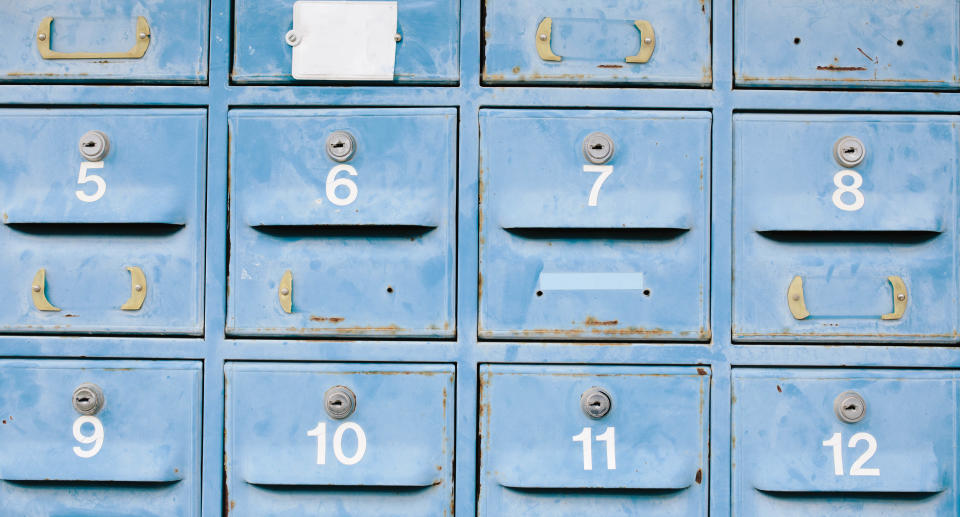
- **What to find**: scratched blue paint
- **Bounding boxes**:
[483,0,711,85]
[733,114,960,342]
[735,0,960,89]
[0,359,202,516]
[0,0,209,83]
[225,362,454,516]
[479,109,710,340]
[479,365,709,516]
[232,0,459,84]
[227,108,456,337]
[0,109,207,335]
[733,368,960,516]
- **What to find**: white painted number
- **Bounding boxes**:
[307,421,367,465]
[72,416,104,458]
[325,164,359,206]
[822,431,879,476]
[572,426,617,470]
[831,170,865,211]
[583,165,614,207]
[75,162,106,203]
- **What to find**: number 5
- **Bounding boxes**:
[583,165,613,207]
[76,162,106,203]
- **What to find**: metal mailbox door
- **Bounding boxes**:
[0,0,209,83]
[225,363,455,516]
[733,114,959,343]
[733,368,960,516]
[232,0,459,83]
[483,0,711,86]
[0,359,202,517]
[479,109,710,340]
[227,108,456,338]
[734,0,960,89]
[0,109,206,335]
[478,365,710,516]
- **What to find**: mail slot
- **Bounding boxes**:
[735,0,960,89]
[733,114,959,342]
[479,109,710,340]
[232,0,459,83]
[479,365,709,516]
[225,362,454,516]
[227,108,456,337]
[0,109,206,335]
[0,359,201,516]
[0,1,209,83]
[483,0,711,85]
[733,368,960,515]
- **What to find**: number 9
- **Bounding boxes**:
[72,416,104,458]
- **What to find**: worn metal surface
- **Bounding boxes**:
[0,109,206,335]
[0,359,202,516]
[225,362,454,516]
[227,108,456,337]
[733,368,960,516]
[479,109,710,340]
[0,1,208,83]
[733,114,960,342]
[232,0,459,84]
[479,365,709,516]
[735,0,960,89]
[484,0,711,85]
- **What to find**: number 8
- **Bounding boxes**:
[832,170,865,212]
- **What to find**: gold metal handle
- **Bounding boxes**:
[36,16,151,60]
[121,266,147,311]
[535,18,655,63]
[31,269,60,312]
[278,270,293,314]
[788,275,908,321]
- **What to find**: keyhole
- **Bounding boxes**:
[843,147,856,155]
[333,141,344,148]
[590,401,601,408]
[845,404,857,411]
[77,396,90,403]
[83,142,95,148]
[331,400,342,407]
[592,144,604,150]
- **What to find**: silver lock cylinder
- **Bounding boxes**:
[324,385,357,419]
[583,132,615,164]
[834,136,865,168]
[78,130,110,162]
[72,383,105,416]
[834,390,866,424]
[326,130,357,163]
[580,387,612,419]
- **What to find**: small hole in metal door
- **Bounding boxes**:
[536,290,543,297]
[897,39,904,46]
[642,289,651,296]
[793,37,801,45]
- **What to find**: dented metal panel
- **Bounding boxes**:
[479,365,710,516]
[733,368,960,516]
[735,0,960,89]
[733,114,960,342]
[479,109,710,340]
[225,362,455,516]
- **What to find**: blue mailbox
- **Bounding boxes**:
[0,0,209,83]
[483,0,712,85]
[733,368,960,516]
[479,109,710,340]
[733,114,959,343]
[735,0,960,89]
[0,109,207,335]
[0,359,202,516]
[225,362,455,516]
[232,0,459,83]
[479,365,710,516]
[227,108,456,338]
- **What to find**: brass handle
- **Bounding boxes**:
[31,269,60,312]
[535,17,655,63]
[788,275,908,321]
[278,270,293,314]
[120,266,147,311]
[37,16,151,59]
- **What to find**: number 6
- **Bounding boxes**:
[75,162,106,203]
[325,165,359,206]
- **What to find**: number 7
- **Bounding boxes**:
[583,165,614,207]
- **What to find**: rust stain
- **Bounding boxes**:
[229,500,235,511]
[856,47,878,64]
[63,314,78,318]
[585,317,618,326]
[739,74,944,84]
[597,64,623,69]
[697,368,707,376]
[817,65,868,72]
[738,331,955,338]
[776,384,782,393]
[508,326,674,337]
[512,66,520,73]
[309,315,344,323]
[695,469,702,484]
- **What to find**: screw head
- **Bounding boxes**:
[324,386,357,419]
[580,387,612,419]
[280,288,289,296]
[897,293,906,302]
[285,30,301,47]
[138,32,147,40]
[32,285,40,292]
[644,37,652,44]
[134,284,143,292]
[73,383,105,416]
[37,33,47,41]
[834,390,866,424]
[394,33,402,42]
